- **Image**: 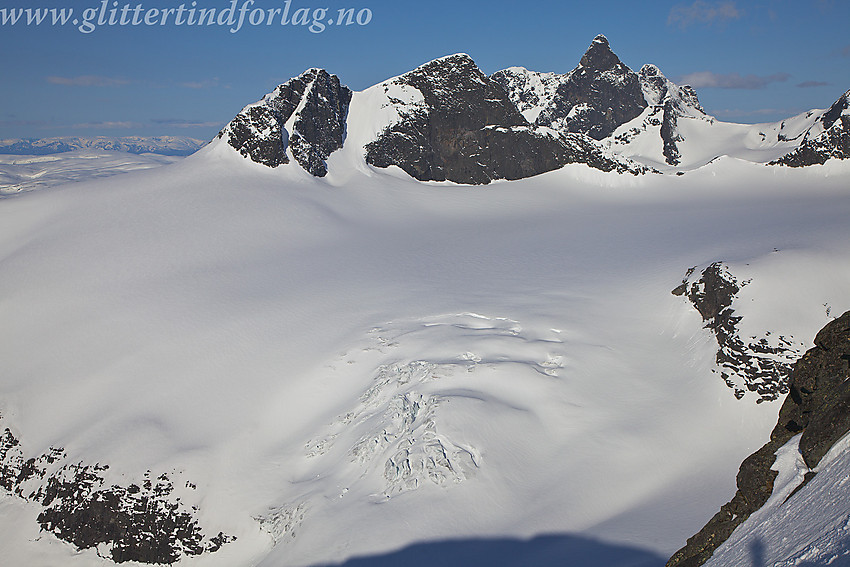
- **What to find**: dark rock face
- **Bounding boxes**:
[634,64,708,167]
[772,90,850,167]
[0,414,233,564]
[661,99,683,166]
[219,68,351,176]
[223,104,290,167]
[667,311,850,567]
[364,54,646,184]
[674,263,801,402]
[679,86,704,112]
[781,314,850,467]
[536,35,647,140]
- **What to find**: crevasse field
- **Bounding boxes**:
[1,138,849,566]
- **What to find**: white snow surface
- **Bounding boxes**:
[706,432,850,567]
[0,150,182,194]
[607,109,827,172]
[0,137,849,567]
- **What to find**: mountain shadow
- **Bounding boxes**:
[316,533,666,567]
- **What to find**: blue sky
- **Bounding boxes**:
[1,0,849,140]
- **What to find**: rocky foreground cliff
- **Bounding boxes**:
[668,311,850,567]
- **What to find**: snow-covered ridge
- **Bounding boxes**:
[217,51,649,183]
[208,35,850,181]
[771,89,850,167]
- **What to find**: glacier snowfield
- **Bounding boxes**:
[0,147,849,566]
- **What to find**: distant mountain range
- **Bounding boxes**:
[0,136,205,156]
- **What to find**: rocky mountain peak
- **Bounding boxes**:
[539,35,646,140]
[363,53,641,184]
[218,67,351,176]
[396,53,522,128]
[638,64,669,105]
[578,34,619,71]
[628,64,708,165]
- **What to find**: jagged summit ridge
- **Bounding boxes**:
[213,36,850,180]
[363,52,645,183]
[492,35,647,141]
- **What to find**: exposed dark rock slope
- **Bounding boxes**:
[364,54,646,184]
[0,415,233,564]
[219,68,351,176]
[667,310,850,567]
[674,263,801,402]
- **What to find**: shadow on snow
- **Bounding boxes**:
[316,533,667,567]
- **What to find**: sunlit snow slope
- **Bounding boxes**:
[0,138,849,567]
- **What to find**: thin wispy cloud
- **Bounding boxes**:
[47,75,131,87]
[151,118,224,128]
[797,81,830,88]
[70,121,140,129]
[179,78,221,89]
[677,71,790,89]
[668,1,741,29]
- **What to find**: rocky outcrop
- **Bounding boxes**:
[638,64,704,113]
[771,90,850,167]
[673,262,801,402]
[638,64,706,166]
[0,414,233,564]
[218,68,351,176]
[364,54,648,184]
[661,98,683,166]
[667,311,850,567]
[492,35,647,140]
